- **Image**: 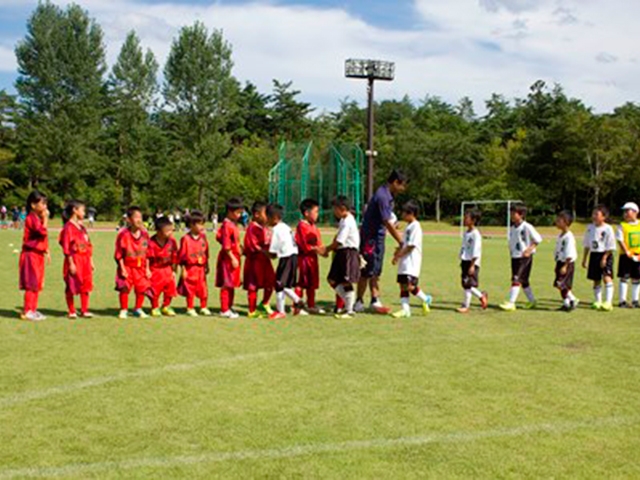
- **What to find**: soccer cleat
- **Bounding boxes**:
[633,301,640,309]
[23,311,45,322]
[161,307,176,317]
[557,304,571,313]
[353,301,366,313]
[258,303,274,316]
[68,312,78,320]
[80,311,94,318]
[118,310,128,320]
[307,306,327,315]
[219,310,239,319]
[248,311,263,319]
[422,301,431,315]
[391,309,411,319]
[619,301,629,309]
[293,303,309,316]
[600,302,614,312]
[151,308,162,318]
[480,292,489,310]
[133,309,149,319]
[523,301,538,310]
[456,307,470,314]
[185,309,199,317]
[499,302,517,312]
[570,299,580,311]
[335,312,355,319]
[591,302,603,310]
[269,311,286,320]
[372,303,392,315]
[200,308,214,317]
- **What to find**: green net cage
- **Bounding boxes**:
[268,141,364,225]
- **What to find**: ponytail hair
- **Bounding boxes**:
[63,199,85,224]
[25,190,47,213]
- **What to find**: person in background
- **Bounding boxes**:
[243,201,275,318]
[178,210,211,317]
[295,199,327,315]
[457,209,488,314]
[582,205,616,312]
[87,207,97,228]
[616,202,640,308]
[216,198,245,319]
[553,210,579,312]
[148,216,179,317]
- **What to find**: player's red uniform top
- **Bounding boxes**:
[243,221,275,290]
[295,220,322,289]
[148,235,178,299]
[59,221,93,294]
[215,218,242,288]
[19,212,48,292]
[114,228,151,294]
[178,233,209,299]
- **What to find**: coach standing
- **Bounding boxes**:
[355,169,408,313]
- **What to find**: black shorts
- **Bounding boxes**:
[617,255,640,281]
[554,261,575,291]
[511,257,533,288]
[360,236,385,278]
[328,248,361,285]
[587,252,614,281]
[397,275,419,287]
[460,261,480,289]
[275,255,298,291]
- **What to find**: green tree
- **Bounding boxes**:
[163,22,236,210]
[270,80,313,141]
[0,90,16,192]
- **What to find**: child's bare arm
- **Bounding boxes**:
[581,248,589,268]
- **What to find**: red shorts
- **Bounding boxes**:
[151,267,177,299]
[19,251,45,292]
[215,253,241,288]
[243,254,275,291]
[63,254,93,295]
[115,265,151,295]
[178,265,207,299]
[297,253,320,289]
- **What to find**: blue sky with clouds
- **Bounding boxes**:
[0,0,637,114]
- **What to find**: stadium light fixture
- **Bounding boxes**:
[345,59,396,204]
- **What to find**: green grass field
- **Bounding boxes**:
[0,228,639,479]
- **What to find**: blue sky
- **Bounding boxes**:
[0,0,638,113]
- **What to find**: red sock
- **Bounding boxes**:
[295,287,303,300]
[24,290,39,312]
[135,293,145,310]
[66,292,76,314]
[80,293,89,314]
[229,289,235,309]
[162,296,172,308]
[200,295,208,310]
[187,296,195,310]
[248,290,258,313]
[119,292,129,311]
[152,295,160,309]
[263,288,273,304]
[336,294,345,310]
[306,289,316,308]
[220,288,230,312]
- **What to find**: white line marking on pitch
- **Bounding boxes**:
[0,415,635,479]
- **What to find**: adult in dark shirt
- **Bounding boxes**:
[356,169,408,313]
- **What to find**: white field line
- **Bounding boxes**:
[0,415,636,479]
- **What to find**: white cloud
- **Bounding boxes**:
[0,44,16,72]
[2,0,640,113]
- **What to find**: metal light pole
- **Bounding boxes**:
[345,59,395,202]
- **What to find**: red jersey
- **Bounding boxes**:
[296,220,322,290]
[295,220,322,256]
[179,233,209,267]
[215,218,241,288]
[59,221,92,258]
[244,221,270,255]
[114,228,149,268]
[59,221,93,294]
[216,219,242,257]
[22,212,48,254]
[148,235,178,271]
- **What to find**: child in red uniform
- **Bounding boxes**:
[178,210,211,317]
[19,191,50,322]
[295,199,327,315]
[59,200,94,319]
[115,206,152,319]
[216,198,245,318]
[148,216,178,317]
[243,201,275,318]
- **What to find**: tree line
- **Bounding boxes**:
[1,1,639,222]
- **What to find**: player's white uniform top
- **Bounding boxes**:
[583,224,617,253]
[336,213,360,250]
[398,219,423,278]
[509,221,543,259]
[554,231,577,263]
[269,222,298,258]
[460,228,482,267]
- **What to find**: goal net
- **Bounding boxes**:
[459,200,523,238]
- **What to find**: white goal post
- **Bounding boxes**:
[460,200,523,238]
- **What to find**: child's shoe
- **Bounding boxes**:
[600,302,614,312]
[591,302,603,310]
[80,311,94,318]
[293,303,309,316]
[23,311,45,322]
[480,292,489,310]
[68,312,78,320]
[219,310,239,319]
[118,310,128,320]
[456,307,470,314]
[248,311,263,319]
[523,301,538,310]
[335,312,355,319]
[133,309,149,319]
[391,309,411,319]
[307,306,326,315]
[371,302,391,315]
[422,295,432,315]
[161,307,176,317]
[499,301,517,312]
[185,309,199,317]
[258,303,274,316]
[200,308,214,317]
[151,308,162,318]
[269,311,286,320]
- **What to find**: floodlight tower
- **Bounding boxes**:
[345,59,395,202]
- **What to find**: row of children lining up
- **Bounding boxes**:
[18,190,431,321]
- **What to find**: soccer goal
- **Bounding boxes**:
[460,200,523,238]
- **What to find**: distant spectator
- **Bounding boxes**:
[87,207,97,228]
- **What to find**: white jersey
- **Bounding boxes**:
[554,231,577,263]
[583,224,616,253]
[509,221,543,259]
[336,213,360,249]
[269,222,298,258]
[398,220,423,277]
[460,228,482,267]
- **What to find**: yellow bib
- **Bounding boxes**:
[621,222,640,255]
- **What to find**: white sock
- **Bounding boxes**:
[605,282,614,304]
[632,283,640,303]
[594,285,602,303]
[335,285,346,300]
[401,297,411,313]
[509,286,521,303]
[470,287,483,298]
[284,288,300,304]
[463,290,472,308]
[567,291,577,302]
[524,287,536,303]
[619,281,629,303]
[563,296,571,307]
[414,288,429,303]
[345,290,356,313]
[276,291,286,313]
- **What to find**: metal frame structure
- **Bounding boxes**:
[460,200,523,238]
